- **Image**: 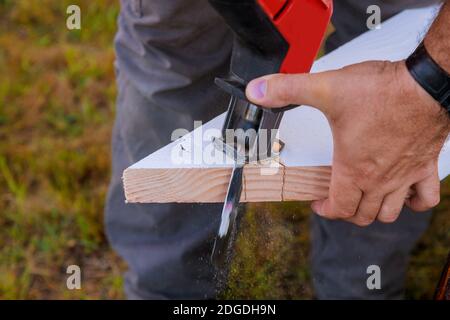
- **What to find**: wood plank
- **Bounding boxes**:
[123,164,331,203]
[123,5,450,204]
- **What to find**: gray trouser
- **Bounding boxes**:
[106,0,432,299]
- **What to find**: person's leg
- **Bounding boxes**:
[311,209,431,299]
[105,0,233,299]
[311,0,436,299]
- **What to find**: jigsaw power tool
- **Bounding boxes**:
[208,0,333,268]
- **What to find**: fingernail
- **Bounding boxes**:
[247,79,267,100]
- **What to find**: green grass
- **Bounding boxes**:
[0,0,448,299]
[0,0,123,299]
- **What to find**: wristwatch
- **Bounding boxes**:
[406,42,450,115]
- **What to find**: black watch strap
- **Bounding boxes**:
[406,42,450,114]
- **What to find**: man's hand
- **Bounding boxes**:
[246,60,449,226]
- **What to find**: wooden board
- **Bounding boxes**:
[123,165,332,203]
[123,5,450,203]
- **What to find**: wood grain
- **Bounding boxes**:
[123,165,331,203]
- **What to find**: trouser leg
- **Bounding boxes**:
[106,0,233,299]
[311,208,431,299]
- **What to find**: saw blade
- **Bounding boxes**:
[211,163,244,268]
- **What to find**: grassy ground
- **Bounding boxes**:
[0,0,448,299]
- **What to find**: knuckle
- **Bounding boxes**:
[354,167,373,182]
[353,162,379,185]
[363,191,383,203]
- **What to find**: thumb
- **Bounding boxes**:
[245,72,332,111]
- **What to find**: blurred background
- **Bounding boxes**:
[0,0,448,299]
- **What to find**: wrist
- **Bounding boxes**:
[405,42,450,116]
[395,61,450,148]
[396,61,449,130]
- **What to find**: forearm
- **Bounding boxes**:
[424,1,450,73]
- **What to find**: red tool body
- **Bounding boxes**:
[258,0,333,73]
[208,0,333,269]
